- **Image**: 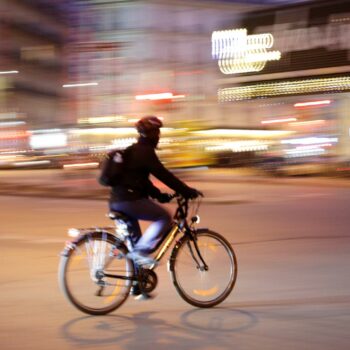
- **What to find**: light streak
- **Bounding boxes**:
[0,71,19,74]
[289,120,326,127]
[219,77,350,101]
[212,28,281,74]
[63,162,99,169]
[261,117,297,124]
[294,100,332,108]
[14,160,51,167]
[135,93,185,101]
[63,82,99,88]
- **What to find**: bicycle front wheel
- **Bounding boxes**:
[58,231,134,315]
[170,229,237,308]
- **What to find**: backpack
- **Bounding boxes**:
[98,149,126,187]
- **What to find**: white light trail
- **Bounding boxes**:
[281,137,338,145]
[0,70,19,75]
[135,93,185,101]
[261,117,297,124]
[63,162,99,169]
[63,82,99,88]
[294,100,332,108]
[14,160,51,167]
[0,121,26,127]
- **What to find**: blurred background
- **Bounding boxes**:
[4,3,350,348]
[0,0,349,178]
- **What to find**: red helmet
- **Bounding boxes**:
[135,116,163,136]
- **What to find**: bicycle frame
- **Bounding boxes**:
[98,223,183,283]
[60,194,237,314]
[153,224,182,264]
[153,196,208,271]
[63,196,206,280]
[111,195,208,271]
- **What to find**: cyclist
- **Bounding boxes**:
[108,116,201,267]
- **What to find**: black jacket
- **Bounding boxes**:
[110,138,193,201]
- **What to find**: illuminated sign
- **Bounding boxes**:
[237,1,350,74]
[262,20,350,53]
[212,28,281,74]
[219,76,350,101]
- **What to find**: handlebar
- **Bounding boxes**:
[170,191,204,201]
[171,192,203,222]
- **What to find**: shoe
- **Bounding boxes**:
[126,251,157,267]
[134,293,155,301]
[130,284,141,296]
[130,284,155,300]
[112,248,125,259]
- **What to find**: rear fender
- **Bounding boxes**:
[60,230,125,257]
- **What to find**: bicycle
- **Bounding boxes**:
[58,194,238,315]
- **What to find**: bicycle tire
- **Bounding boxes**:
[170,229,237,308]
[58,231,134,315]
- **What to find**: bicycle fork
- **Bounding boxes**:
[187,233,209,272]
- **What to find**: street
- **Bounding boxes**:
[1,180,350,350]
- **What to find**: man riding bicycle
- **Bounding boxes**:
[60,120,235,309]
[106,116,201,267]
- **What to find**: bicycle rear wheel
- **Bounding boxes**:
[170,229,237,308]
[58,231,134,315]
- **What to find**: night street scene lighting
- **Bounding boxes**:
[1,1,350,350]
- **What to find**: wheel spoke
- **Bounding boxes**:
[59,232,134,315]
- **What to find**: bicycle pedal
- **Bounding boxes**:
[134,293,155,301]
[129,286,141,296]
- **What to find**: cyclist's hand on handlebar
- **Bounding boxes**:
[196,189,204,197]
[157,192,173,203]
[183,187,203,200]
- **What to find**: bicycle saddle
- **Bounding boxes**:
[108,211,131,222]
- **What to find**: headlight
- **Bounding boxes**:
[191,215,200,224]
[68,228,80,238]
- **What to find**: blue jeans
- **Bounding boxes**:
[109,198,172,254]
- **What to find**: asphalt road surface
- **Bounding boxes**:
[1,181,350,350]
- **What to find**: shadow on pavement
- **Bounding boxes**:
[60,308,258,349]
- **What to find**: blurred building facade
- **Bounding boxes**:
[67,0,262,128]
[4,0,350,171]
[0,0,67,129]
[215,0,350,161]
